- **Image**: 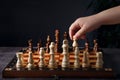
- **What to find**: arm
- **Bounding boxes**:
[69,5,120,40]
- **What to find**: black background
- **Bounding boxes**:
[0,0,90,46]
[1,0,120,47]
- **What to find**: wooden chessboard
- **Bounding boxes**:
[2,47,115,78]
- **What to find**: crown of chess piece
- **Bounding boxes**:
[16,52,23,70]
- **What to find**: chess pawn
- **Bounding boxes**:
[48,42,56,70]
[82,51,90,70]
[72,38,78,51]
[96,52,103,70]
[16,52,23,70]
[38,47,45,69]
[74,47,80,69]
[27,51,34,70]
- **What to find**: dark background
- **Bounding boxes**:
[0,0,120,47]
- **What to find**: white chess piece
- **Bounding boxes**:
[38,47,45,68]
[72,38,78,50]
[74,47,80,69]
[62,39,69,53]
[27,51,34,70]
[82,51,90,69]
[62,40,69,69]
[48,42,56,70]
[96,52,103,70]
[16,52,23,70]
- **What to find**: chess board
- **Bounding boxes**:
[2,30,115,78]
[2,47,114,78]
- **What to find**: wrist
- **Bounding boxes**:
[92,14,104,26]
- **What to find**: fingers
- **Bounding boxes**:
[73,25,87,40]
[69,21,80,40]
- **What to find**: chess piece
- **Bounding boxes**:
[38,47,45,69]
[62,40,69,70]
[16,52,23,70]
[28,39,33,52]
[55,29,59,53]
[82,51,90,70]
[74,47,80,69]
[27,51,34,70]
[85,42,89,52]
[62,39,69,53]
[96,52,103,70]
[72,38,78,51]
[48,42,56,70]
[93,39,99,53]
[46,35,51,53]
[37,40,42,53]
[63,32,68,40]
